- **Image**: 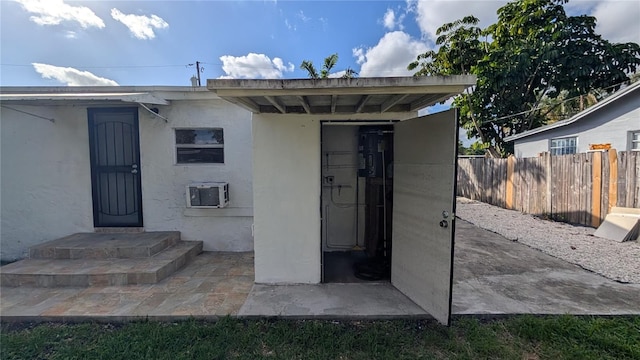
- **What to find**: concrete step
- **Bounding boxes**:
[29,231,181,260]
[1,241,202,287]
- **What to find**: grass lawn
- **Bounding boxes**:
[1,315,638,359]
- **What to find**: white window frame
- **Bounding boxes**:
[175,128,224,164]
[629,130,640,151]
[549,136,577,156]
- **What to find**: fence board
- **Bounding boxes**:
[456,150,639,227]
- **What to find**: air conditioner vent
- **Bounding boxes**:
[186,182,229,208]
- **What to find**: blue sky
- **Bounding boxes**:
[1,0,639,87]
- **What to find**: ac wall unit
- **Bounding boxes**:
[186,182,229,208]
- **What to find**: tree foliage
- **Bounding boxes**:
[300,53,358,79]
[408,0,640,157]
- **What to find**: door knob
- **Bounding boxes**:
[439,220,448,228]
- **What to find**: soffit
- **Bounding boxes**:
[207,76,476,115]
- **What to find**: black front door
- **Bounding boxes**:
[88,107,143,227]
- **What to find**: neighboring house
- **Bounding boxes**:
[504,81,640,157]
[0,76,475,325]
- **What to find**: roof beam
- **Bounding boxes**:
[220,96,260,113]
[331,95,337,114]
[380,94,409,113]
[355,95,370,113]
[265,95,286,114]
[295,96,311,114]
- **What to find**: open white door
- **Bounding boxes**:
[391,109,458,325]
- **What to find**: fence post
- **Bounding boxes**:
[608,149,618,214]
[505,155,515,209]
[545,152,552,217]
[591,151,602,227]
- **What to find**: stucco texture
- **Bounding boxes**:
[1,99,254,261]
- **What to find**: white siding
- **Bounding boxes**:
[513,91,640,157]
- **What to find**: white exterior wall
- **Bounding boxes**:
[252,112,414,284]
[252,114,322,284]
[139,99,253,251]
[514,92,640,157]
[1,105,94,260]
[1,98,253,261]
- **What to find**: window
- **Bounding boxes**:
[175,128,224,164]
[630,131,640,151]
[550,137,577,155]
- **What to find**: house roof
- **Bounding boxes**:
[504,81,640,142]
[206,76,476,115]
[0,86,218,106]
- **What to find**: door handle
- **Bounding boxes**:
[131,169,138,174]
[131,164,138,174]
[439,220,448,228]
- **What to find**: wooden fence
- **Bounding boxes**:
[457,150,640,227]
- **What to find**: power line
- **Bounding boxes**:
[1,63,194,69]
[478,80,634,123]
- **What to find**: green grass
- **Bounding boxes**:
[1,315,638,360]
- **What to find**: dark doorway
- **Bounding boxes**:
[88,107,143,227]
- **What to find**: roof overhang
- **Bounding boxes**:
[0,86,222,107]
[207,76,476,115]
[0,92,170,105]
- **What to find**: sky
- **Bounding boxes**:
[1,0,639,88]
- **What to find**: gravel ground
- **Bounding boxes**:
[456,197,640,284]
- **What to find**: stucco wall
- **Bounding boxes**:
[1,106,94,260]
[252,114,322,284]
[514,92,640,157]
[252,112,415,284]
[1,98,253,261]
[138,99,253,251]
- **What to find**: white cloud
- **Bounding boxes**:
[285,19,295,31]
[319,17,328,31]
[219,53,294,79]
[382,8,406,31]
[15,0,105,28]
[297,10,310,22]
[412,0,506,41]
[410,0,639,45]
[590,0,640,44]
[383,9,396,30]
[110,8,168,40]
[64,30,77,39]
[353,31,429,77]
[32,63,118,86]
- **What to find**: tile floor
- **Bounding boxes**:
[0,252,254,321]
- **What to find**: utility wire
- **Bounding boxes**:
[472,79,635,124]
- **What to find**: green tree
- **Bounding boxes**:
[301,53,358,79]
[409,0,640,157]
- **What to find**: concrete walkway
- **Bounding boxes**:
[240,221,640,317]
[453,220,639,315]
[1,220,639,321]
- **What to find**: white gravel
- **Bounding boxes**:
[456,197,640,284]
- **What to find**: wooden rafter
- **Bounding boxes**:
[295,96,311,114]
[355,95,370,113]
[265,96,286,113]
